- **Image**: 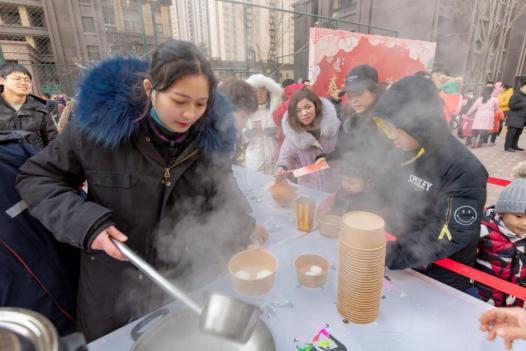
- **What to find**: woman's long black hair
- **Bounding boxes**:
[481,85,493,103]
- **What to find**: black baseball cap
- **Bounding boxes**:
[344,64,379,94]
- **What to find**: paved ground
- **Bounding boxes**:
[462,128,526,205]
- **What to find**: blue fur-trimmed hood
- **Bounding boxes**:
[75,56,237,155]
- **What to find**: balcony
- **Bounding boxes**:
[0,4,47,36]
[0,38,52,64]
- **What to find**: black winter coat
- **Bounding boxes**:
[326,108,404,215]
[506,89,526,129]
[374,76,488,291]
[16,57,255,341]
[385,136,487,290]
[0,88,57,149]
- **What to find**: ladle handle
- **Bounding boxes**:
[111,239,202,315]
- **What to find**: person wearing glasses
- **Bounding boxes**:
[0,63,57,149]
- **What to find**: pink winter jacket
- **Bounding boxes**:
[277,98,340,192]
[468,97,499,131]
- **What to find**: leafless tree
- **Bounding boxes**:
[251,4,285,78]
[444,0,526,88]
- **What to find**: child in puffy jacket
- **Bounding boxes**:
[475,162,526,307]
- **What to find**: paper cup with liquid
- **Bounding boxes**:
[295,197,316,232]
[228,248,278,296]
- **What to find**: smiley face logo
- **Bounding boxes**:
[454,206,478,226]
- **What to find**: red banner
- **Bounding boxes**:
[308,28,437,98]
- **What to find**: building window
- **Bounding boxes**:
[34,36,52,55]
[123,9,140,32]
[27,7,46,27]
[124,0,138,9]
[156,24,164,36]
[103,9,115,25]
[131,43,144,55]
[332,0,357,18]
[87,45,101,61]
[79,0,91,3]
[124,20,139,32]
[0,4,22,25]
[82,16,96,33]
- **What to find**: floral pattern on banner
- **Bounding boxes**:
[309,28,437,98]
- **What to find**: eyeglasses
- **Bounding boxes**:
[8,76,31,84]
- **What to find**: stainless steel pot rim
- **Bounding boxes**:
[0,307,59,351]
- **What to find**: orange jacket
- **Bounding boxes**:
[440,92,462,125]
[492,109,505,133]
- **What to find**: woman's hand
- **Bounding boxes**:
[251,223,269,245]
[480,307,526,350]
[274,167,288,181]
[91,225,129,261]
[315,157,327,165]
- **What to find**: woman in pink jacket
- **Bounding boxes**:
[467,85,499,148]
[275,89,340,191]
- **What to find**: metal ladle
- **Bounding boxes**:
[112,239,262,344]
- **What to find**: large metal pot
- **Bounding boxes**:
[0,308,85,351]
[130,308,276,351]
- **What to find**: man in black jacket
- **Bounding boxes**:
[504,81,526,152]
[373,75,488,291]
[0,63,57,149]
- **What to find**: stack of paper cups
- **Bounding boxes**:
[336,211,386,323]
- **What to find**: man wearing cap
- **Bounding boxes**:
[322,64,401,215]
[373,74,488,291]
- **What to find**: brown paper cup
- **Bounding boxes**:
[295,254,329,288]
[318,214,342,238]
[336,211,386,324]
[269,180,297,208]
[339,211,386,249]
[228,248,278,296]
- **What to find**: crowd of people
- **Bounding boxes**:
[1,39,526,349]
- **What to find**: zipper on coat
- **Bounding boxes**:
[438,198,453,241]
[162,150,199,187]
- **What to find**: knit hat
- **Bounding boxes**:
[495,161,526,214]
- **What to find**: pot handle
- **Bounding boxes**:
[59,332,87,351]
[130,308,171,341]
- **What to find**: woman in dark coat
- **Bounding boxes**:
[16,40,256,341]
